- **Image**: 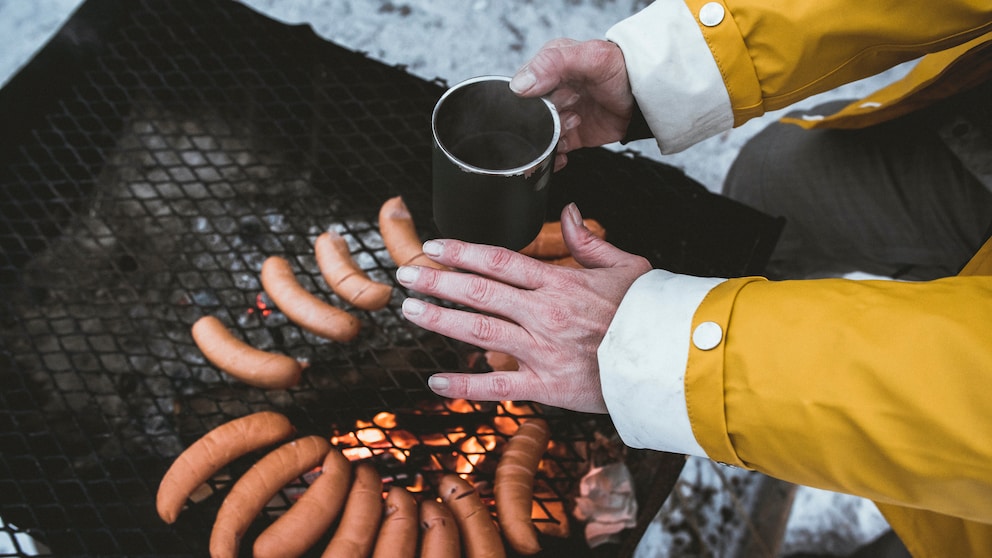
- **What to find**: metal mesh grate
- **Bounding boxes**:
[0,0,782,555]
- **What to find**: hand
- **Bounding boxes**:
[395,204,651,414]
[510,38,634,171]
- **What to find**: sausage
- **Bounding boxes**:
[320,463,384,558]
[209,435,331,558]
[419,499,460,558]
[156,411,295,524]
[260,255,361,342]
[314,231,393,311]
[438,474,506,558]
[371,486,418,558]
[191,315,304,389]
[484,351,518,371]
[518,219,606,259]
[378,196,448,270]
[494,419,551,555]
[253,447,352,558]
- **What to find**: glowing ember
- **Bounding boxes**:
[328,400,557,497]
[246,292,274,317]
[373,411,397,429]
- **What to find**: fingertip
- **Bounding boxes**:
[564,202,583,229]
[422,239,443,258]
[395,265,420,285]
[509,67,537,95]
[428,374,450,393]
[401,297,426,317]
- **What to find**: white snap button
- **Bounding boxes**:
[693,321,723,350]
[699,2,725,26]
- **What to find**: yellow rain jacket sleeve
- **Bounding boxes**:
[684,0,992,127]
[686,239,992,556]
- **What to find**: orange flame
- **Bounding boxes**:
[329,401,547,487]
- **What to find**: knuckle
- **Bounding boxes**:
[470,314,500,343]
[530,47,560,71]
[420,305,444,329]
[484,246,513,272]
[542,37,576,50]
[486,374,513,400]
[420,267,442,292]
[441,241,465,266]
[546,305,572,331]
[466,276,493,304]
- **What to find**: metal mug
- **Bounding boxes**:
[432,75,561,251]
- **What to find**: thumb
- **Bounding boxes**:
[560,203,631,269]
[510,38,578,97]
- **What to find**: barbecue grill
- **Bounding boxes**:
[0,1,783,556]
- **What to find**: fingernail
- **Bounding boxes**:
[566,202,583,227]
[562,113,580,131]
[509,68,536,94]
[395,265,419,284]
[428,375,450,392]
[423,240,443,257]
[402,297,426,317]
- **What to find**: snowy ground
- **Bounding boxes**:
[0,0,903,555]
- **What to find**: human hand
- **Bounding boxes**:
[395,203,651,414]
[510,38,634,171]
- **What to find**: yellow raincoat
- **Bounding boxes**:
[682,1,992,554]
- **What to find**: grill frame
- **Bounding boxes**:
[0,1,782,556]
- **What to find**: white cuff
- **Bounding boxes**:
[605,0,734,153]
[598,269,726,456]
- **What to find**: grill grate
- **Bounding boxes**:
[0,0,782,555]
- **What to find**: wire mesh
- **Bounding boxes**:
[0,0,782,555]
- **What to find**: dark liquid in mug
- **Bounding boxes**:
[449,131,542,170]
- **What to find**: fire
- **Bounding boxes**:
[331,417,410,463]
[454,426,499,476]
[446,398,478,413]
[327,399,562,502]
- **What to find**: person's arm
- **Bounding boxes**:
[396,201,992,522]
[606,0,992,152]
[602,270,992,523]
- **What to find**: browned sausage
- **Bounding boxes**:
[494,419,551,555]
[378,196,448,270]
[419,499,460,558]
[209,435,331,558]
[371,486,418,558]
[438,474,505,558]
[314,231,393,310]
[260,255,361,342]
[253,447,352,558]
[518,219,606,259]
[320,462,384,558]
[191,315,303,389]
[156,411,295,524]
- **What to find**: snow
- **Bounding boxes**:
[0,0,898,555]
